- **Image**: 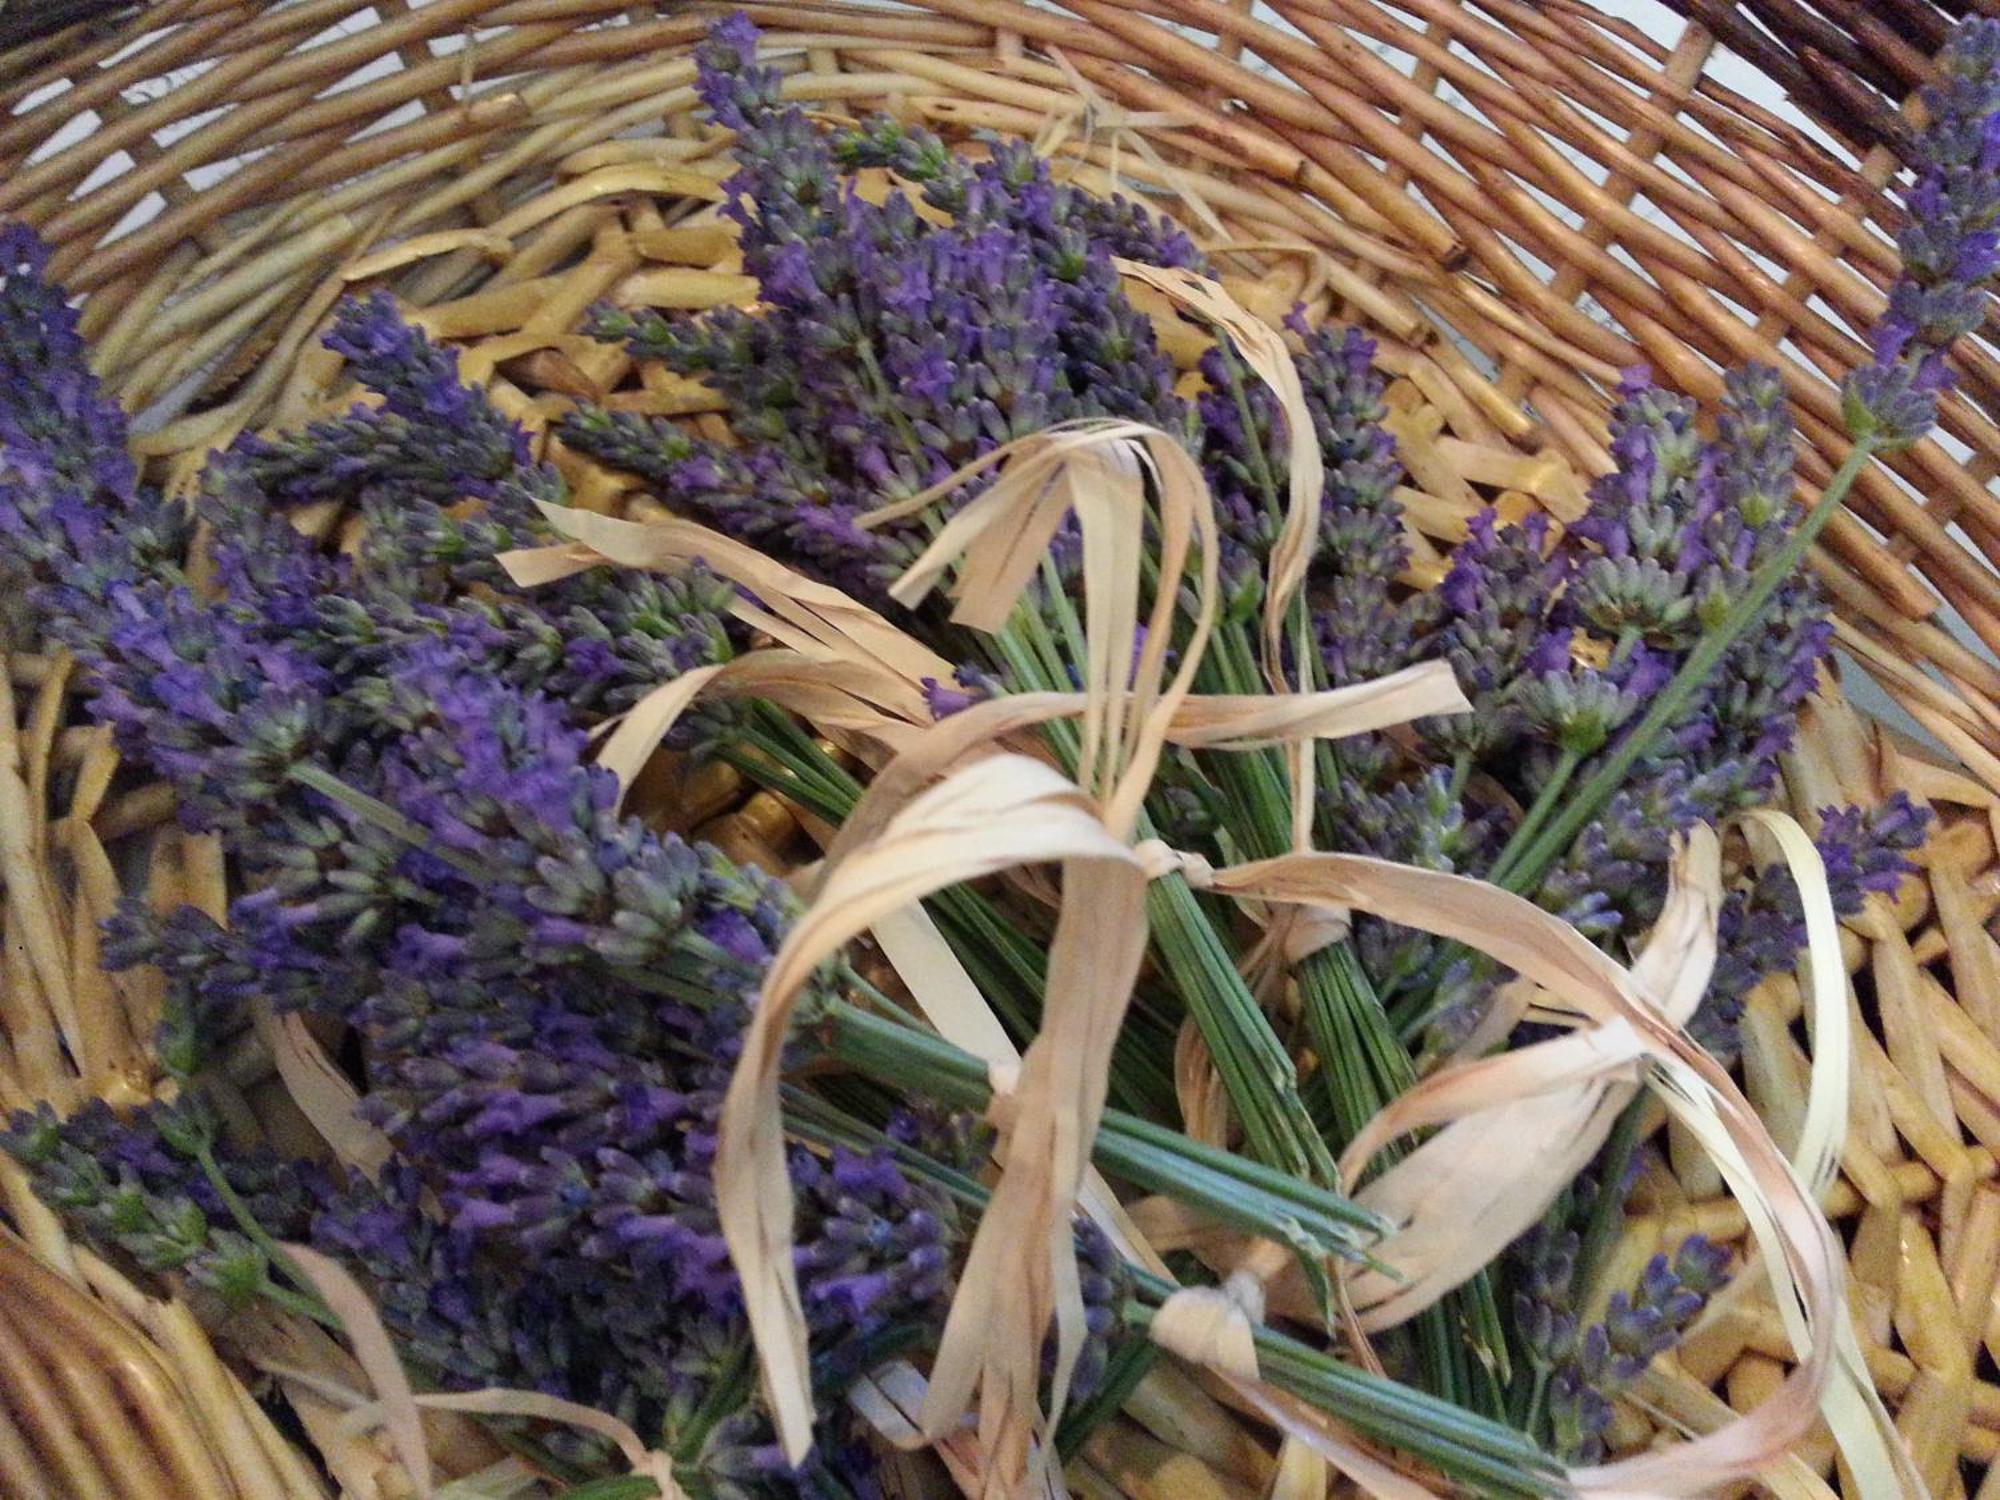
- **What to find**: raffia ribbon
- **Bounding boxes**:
[281,1245,691,1500]
[1114,260,1325,856]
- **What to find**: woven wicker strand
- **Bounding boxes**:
[5,4,2000,1497]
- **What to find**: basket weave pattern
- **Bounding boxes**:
[3,2,2000,1496]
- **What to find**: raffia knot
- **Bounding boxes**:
[1148,1268,1266,1379]
[1135,838,1214,886]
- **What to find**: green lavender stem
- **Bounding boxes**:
[190,1137,343,1331]
[1055,1339,1158,1458]
[1573,1097,1648,1302]
[853,324,1338,1184]
[1176,342,1427,1162]
[821,1005,1379,1257]
[1484,746,1583,891]
[551,1479,661,1500]
[790,1078,1562,1494]
[1224,1312,1562,1498]
[1195,606,1511,1410]
[984,584,1339,1186]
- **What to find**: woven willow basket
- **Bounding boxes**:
[5,1,2000,1496]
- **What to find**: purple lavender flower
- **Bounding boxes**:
[920,665,999,720]
[85,583,337,835]
[0,225,136,498]
[694,13,786,134]
[0,230,189,647]
[1844,19,2000,448]
[1812,794,1929,897]
[1419,512,1567,760]
[230,293,529,508]
[314,1160,900,1489]
[2,1099,321,1308]
[1514,646,1670,758]
[1062,1217,1134,1400]
[1544,1237,1730,1463]
[1512,1225,1581,1370]
[1696,792,1927,1052]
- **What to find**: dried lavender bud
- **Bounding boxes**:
[1564,371,1715,647]
[559,405,908,599]
[885,1104,990,1175]
[1201,320,1404,581]
[1545,1365,1614,1463]
[794,1145,954,1379]
[695,13,788,136]
[1330,768,1497,998]
[1510,1225,1580,1370]
[89,585,338,836]
[0,230,189,646]
[1574,377,1709,562]
[1531,770,1697,942]
[1815,794,1930,900]
[1696,793,1928,1053]
[0,225,135,496]
[829,112,956,184]
[919,663,1002,720]
[1515,649,1670,757]
[1314,572,1430,700]
[1710,365,1797,546]
[1295,320,1408,582]
[1065,1217,1134,1400]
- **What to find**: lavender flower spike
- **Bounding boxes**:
[1845,18,2000,448]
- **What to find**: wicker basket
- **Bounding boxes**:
[3,2,2000,1496]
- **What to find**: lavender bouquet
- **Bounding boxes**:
[2,11,1995,1497]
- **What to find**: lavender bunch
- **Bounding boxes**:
[5,222,1444,1492]
[1480,19,2000,1432]
[1337,366,1926,1049]
[565,15,1195,601]
[0,238,973,1494]
[553,15,1955,1436]
[1474,15,2000,929]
